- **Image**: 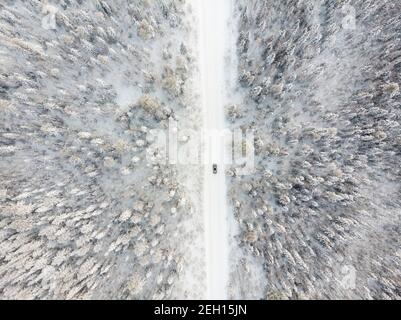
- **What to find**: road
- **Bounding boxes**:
[196,0,231,300]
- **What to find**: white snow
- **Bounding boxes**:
[195,0,233,300]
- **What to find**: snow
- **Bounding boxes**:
[2,0,400,301]
[195,0,234,300]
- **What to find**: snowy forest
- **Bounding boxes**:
[0,0,400,300]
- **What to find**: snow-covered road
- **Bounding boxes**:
[196,0,231,300]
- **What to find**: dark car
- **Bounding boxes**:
[213,164,217,174]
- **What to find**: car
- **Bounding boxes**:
[212,164,217,174]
